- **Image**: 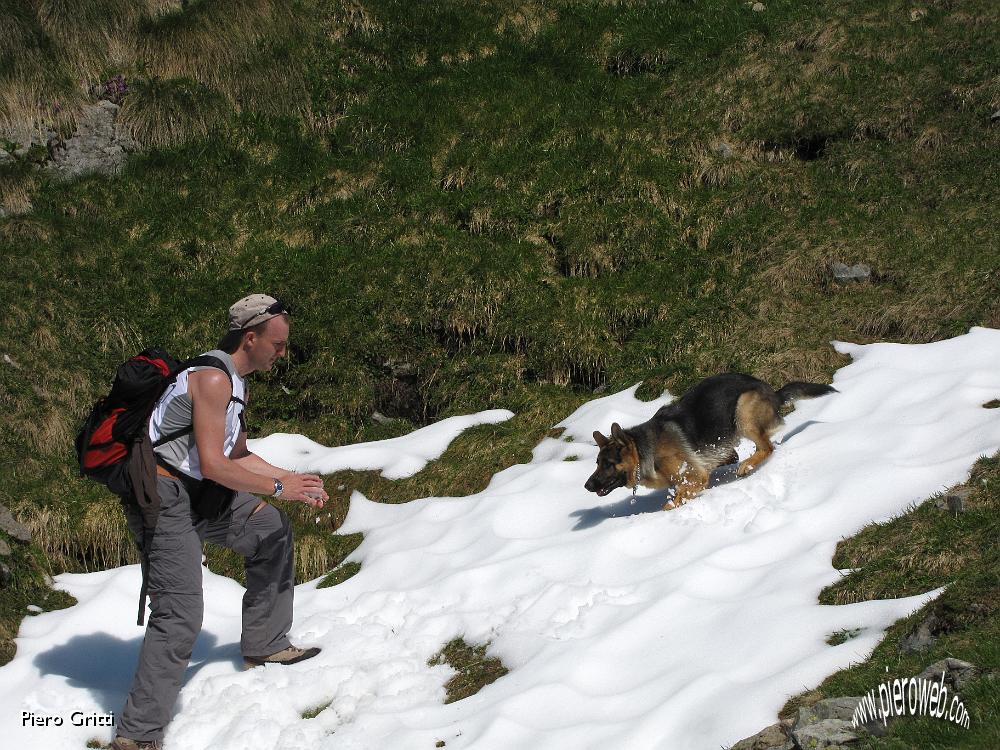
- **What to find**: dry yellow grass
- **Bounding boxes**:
[295,533,332,582]
[77,496,136,570]
[0,172,34,216]
[1,0,312,150]
[496,3,557,39]
[16,504,74,567]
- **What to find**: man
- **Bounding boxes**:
[112,294,329,750]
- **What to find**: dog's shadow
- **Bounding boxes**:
[570,464,742,530]
[31,629,242,712]
[570,420,823,531]
[778,419,818,444]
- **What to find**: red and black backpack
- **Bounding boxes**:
[76,348,237,626]
[75,348,230,498]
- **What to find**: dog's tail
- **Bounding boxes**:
[776,381,837,405]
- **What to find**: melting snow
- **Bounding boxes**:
[3,329,1000,749]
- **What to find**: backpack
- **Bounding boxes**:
[75,348,232,498]
[75,347,234,625]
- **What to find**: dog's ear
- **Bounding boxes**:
[593,430,609,447]
[611,422,625,442]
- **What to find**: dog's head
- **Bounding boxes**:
[585,422,639,497]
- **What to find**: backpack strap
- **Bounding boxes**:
[151,355,243,448]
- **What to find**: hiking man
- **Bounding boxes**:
[112,294,328,750]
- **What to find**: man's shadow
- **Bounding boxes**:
[32,629,241,711]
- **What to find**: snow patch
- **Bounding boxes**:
[3,329,1000,749]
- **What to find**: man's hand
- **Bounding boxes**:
[190,369,330,509]
[276,473,328,508]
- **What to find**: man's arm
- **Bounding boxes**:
[190,369,327,506]
[230,431,289,477]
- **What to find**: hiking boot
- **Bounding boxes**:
[243,644,321,670]
[110,737,162,750]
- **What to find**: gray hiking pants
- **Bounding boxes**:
[116,476,295,743]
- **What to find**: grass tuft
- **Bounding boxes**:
[301,700,332,719]
[428,638,508,704]
[118,76,229,147]
[317,560,361,589]
[826,627,862,646]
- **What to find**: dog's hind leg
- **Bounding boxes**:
[735,390,781,477]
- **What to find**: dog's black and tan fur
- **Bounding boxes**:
[585,373,836,509]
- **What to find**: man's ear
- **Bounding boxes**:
[593,430,609,447]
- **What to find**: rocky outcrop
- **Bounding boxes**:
[730,658,990,750]
[729,696,869,750]
[1,97,137,218]
[0,504,31,544]
[44,100,137,180]
[915,658,981,693]
[0,503,31,589]
[730,722,793,750]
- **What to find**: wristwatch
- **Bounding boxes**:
[271,478,284,497]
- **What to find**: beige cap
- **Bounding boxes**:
[228,294,290,331]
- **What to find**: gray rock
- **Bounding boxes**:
[372,411,396,425]
[915,658,980,692]
[792,697,870,747]
[730,722,792,750]
[0,561,10,587]
[0,149,12,164]
[991,109,1000,123]
[795,696,863,726]
[2,354,20,368]
[0,504,31,543]
[900,612,946,653]
[713,141,735,159]
[45,100,136,180]
[792,718,860,748]
[934,486,970,515]
[0,537,10,556]
[830,262,872,283]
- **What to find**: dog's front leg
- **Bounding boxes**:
[663,467,708,510]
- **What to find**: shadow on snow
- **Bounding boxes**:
[32,628,241,713]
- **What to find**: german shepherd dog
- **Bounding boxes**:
[585,373,836,509]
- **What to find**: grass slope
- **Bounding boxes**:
[772,452,1000,749]
[0,2,998,737]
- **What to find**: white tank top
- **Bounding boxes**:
[148,350,246,480]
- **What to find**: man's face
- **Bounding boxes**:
[245,315,289,372]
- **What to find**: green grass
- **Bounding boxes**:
[826,627,862,647]
[0,535,76,665]
[317,559,361,589]
[301,700,332,719]
[428,638,508,704]
[0,9,997,737]
[775,454,1000,748]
